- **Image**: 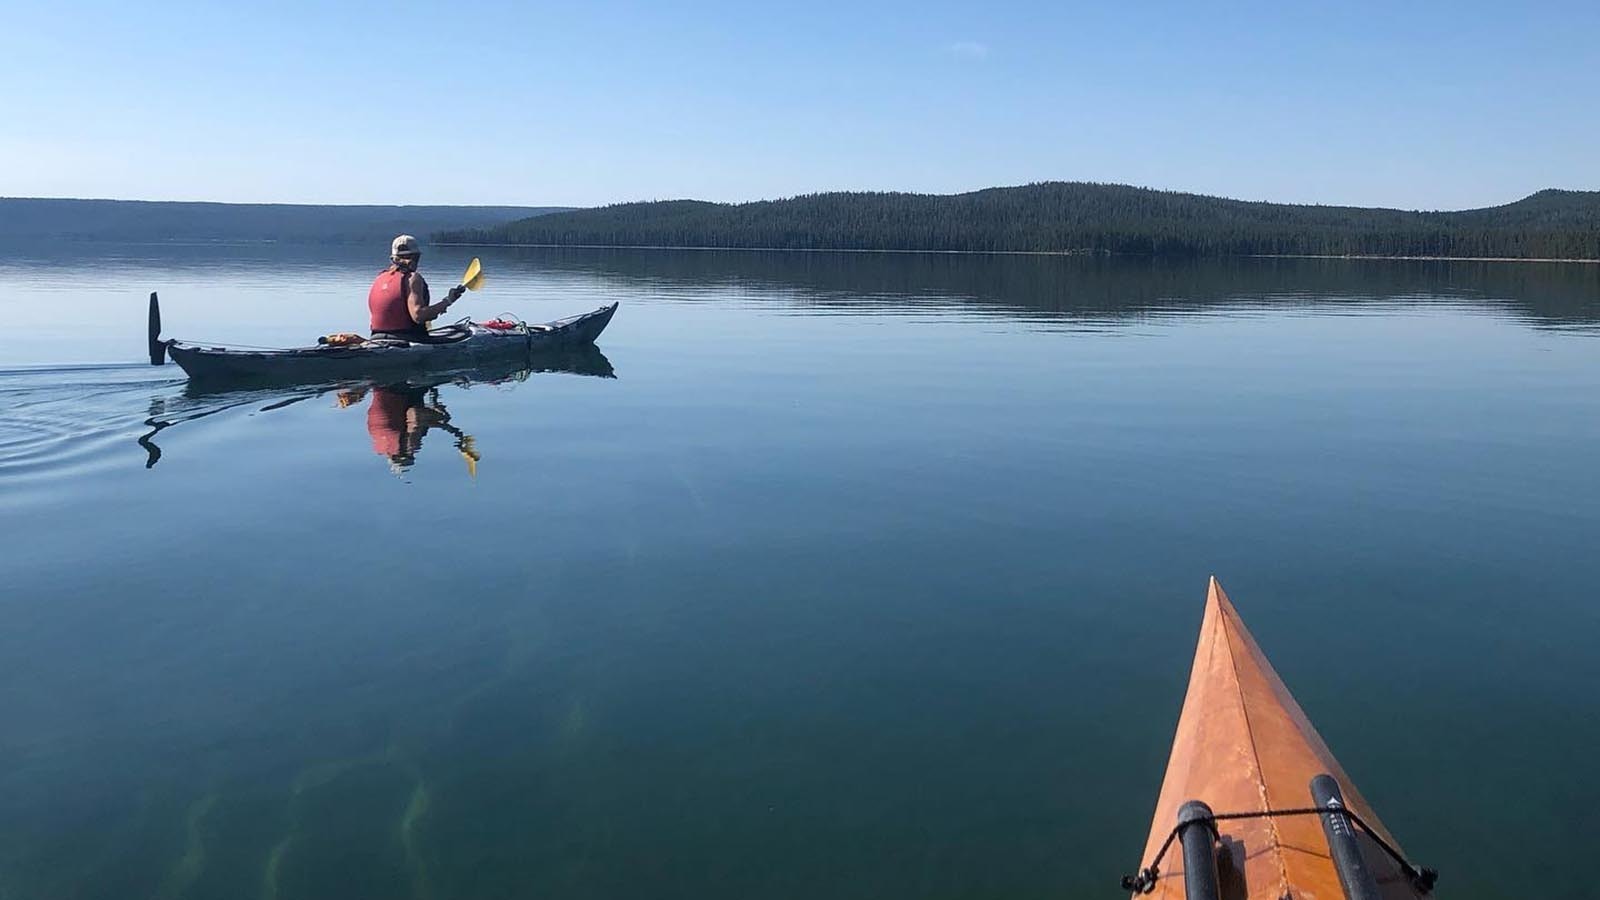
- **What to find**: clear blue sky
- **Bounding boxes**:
[3,0,1597,210]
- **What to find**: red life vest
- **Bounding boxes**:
[368,266,416,333]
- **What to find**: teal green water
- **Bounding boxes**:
[2,246,1598,898]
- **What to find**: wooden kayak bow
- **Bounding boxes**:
[1126,578,1436,900]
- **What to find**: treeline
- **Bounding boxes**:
[437,183,1600,259]
[0,199,569,244]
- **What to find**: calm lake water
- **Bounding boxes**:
[2,244,1598,899]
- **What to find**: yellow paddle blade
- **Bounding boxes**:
[461,257,484,292]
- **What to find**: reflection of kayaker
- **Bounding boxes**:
[339,384,479,475]
[363,384,434,468]
[139,351,614,471]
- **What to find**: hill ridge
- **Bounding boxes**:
[439,182,1600,259]
[0,198,570,244]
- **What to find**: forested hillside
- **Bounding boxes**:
[438,183,1600,259]
[0,199,568,244]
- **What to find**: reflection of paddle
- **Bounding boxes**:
[436,422,480,478]
[425,386,480,478]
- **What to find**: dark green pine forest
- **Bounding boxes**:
[438,183,1600,259]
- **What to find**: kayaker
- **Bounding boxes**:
[368,235,467,340]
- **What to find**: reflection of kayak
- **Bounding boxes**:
[154,297,617,386]
[140,347,616,469]
[1126,578,1436,900]
[180,345,616,399]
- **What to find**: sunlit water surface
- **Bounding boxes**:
[2,244,1599,899]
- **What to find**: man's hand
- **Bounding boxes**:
[446,285,466,304]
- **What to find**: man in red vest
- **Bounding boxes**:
[368,235,466,340]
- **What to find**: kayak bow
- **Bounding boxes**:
[1127,578,1435,899]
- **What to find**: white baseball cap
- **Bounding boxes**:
[390,234,421,259]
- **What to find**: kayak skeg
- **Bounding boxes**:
[1126,578,1436,900]
[152,294,617,388]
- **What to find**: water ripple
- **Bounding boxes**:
[0,367,184,483]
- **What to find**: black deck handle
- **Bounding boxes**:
[1311,774,1382,900]
[1177,799,1220,900]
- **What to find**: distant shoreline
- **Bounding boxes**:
[435,241,1112,256]
[437,183,1600,261]
[1252,253,1600,264]
[437,241,1600,264]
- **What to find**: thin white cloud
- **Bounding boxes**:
[946,41,990,60]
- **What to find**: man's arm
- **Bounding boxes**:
[407,274,466,325]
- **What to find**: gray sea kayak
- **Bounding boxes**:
[149,292,617,386]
